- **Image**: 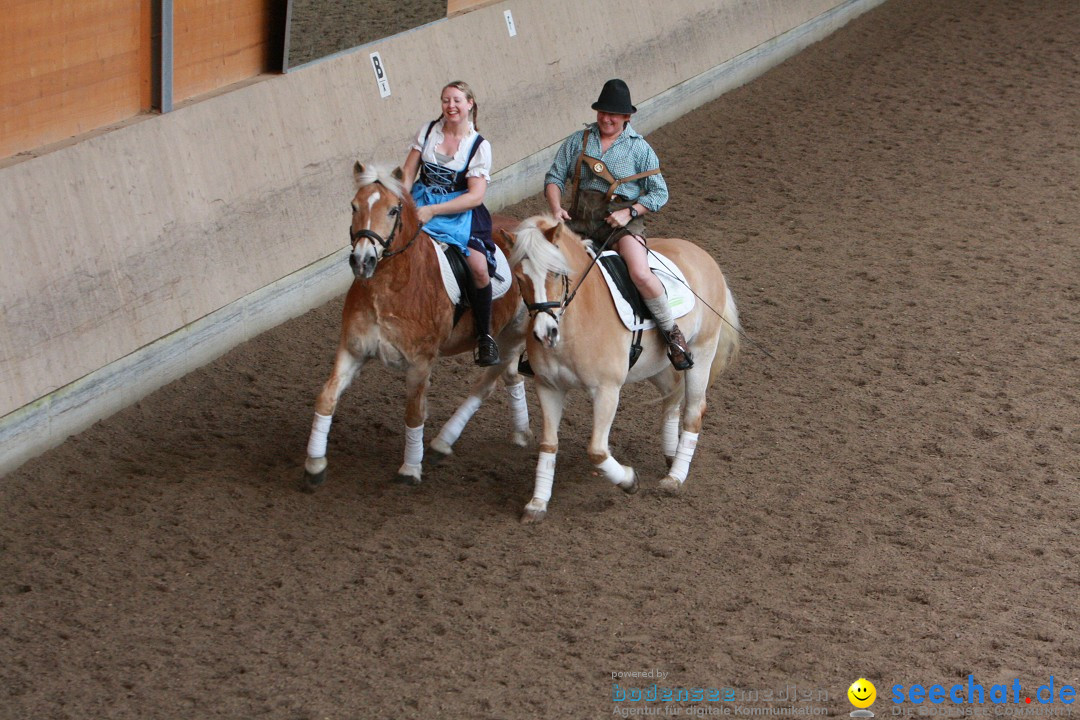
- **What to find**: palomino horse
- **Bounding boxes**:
[507,216,740,522]
[303,163,531,487]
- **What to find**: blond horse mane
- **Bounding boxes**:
[509,215,574,277]
[353,163,408,199]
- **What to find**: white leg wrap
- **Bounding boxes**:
[663,416,680,457]
[596,456,628,486]
[404,424,424,467]
[507,382,529,433]
[533,451,557,503]
[668,431,699,484]
[435,396,481,447]
[306,413,333,458]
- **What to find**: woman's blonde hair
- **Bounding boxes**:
[442,80,479,130]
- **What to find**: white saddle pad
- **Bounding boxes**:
[433,238,514,305]
[594,250,696,332]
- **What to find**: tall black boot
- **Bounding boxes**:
[471,283,500,366]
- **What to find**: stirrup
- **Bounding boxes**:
[475,334,501,367]
[665,325,694,371]
[517,351,534,377]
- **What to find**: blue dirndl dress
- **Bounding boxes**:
[412,126,495,266]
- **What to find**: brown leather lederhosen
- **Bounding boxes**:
[567,128,661,242]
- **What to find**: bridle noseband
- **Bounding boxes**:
[524,273,571,321]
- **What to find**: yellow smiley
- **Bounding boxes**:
[848,678,877,709]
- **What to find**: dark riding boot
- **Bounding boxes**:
[471,283,501,367]
[664,323,694,371]
[476,334,500,367]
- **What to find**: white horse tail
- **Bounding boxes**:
[709,285,741,386]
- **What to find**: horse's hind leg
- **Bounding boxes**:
[304,348,364,488]
[659,349,714,493]
[649,371,683,467]
[522,383,566,523]
[587,384,638,495]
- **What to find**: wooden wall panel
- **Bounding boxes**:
[448,0,500,18]
[0,0,149,159]
[173,0,271,103]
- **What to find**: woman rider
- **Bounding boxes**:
[401,80,500,366]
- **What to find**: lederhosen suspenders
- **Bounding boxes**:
[419,120,485,191]
[568,127,661,218]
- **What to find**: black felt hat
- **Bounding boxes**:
[591,78,637,115]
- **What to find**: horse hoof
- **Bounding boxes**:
[428,437,453,459]
[392,473,422,486]
[301,470,325,493]
[618,469,639,495]
[303,457,328,490]
[521,498,547,523]
[511,430,534,448]
[426,448,451,467]
[658,475,682,494]
[521,508,547,524]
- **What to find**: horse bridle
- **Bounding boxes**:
[524,272,571,321]
[523,225,623,321]
[349,195,420,261]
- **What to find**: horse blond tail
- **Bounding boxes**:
[709,286,741,386]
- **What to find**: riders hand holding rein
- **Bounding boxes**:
[402,81,501,366]
[544,78,692,371]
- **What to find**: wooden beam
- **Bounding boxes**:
[447,0,502,19]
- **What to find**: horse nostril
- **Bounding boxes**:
[349,253,358,268]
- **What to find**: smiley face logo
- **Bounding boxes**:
[848,678,877,709]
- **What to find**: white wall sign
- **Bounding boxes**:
[504,10,517,37]
[369,52,391,98]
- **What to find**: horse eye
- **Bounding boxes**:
[388,206,400,217]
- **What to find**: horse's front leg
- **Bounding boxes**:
[522,382,566,523]
[395,359,434,485]
[304,348,366,488]
[504,369,532,448]
[587,384,638,495]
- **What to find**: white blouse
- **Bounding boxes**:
[411,120,492,181]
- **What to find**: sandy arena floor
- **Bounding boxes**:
[2,0,1078,717]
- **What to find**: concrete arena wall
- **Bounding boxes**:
[0,0,887,476]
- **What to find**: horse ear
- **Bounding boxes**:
[392,166,405,181]
[354,162,365,181]
[498,228,515,247]
[542,223,560,243]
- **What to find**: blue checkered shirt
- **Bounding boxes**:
[545,123,669,212]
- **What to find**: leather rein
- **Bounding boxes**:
[523,225,623,320]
